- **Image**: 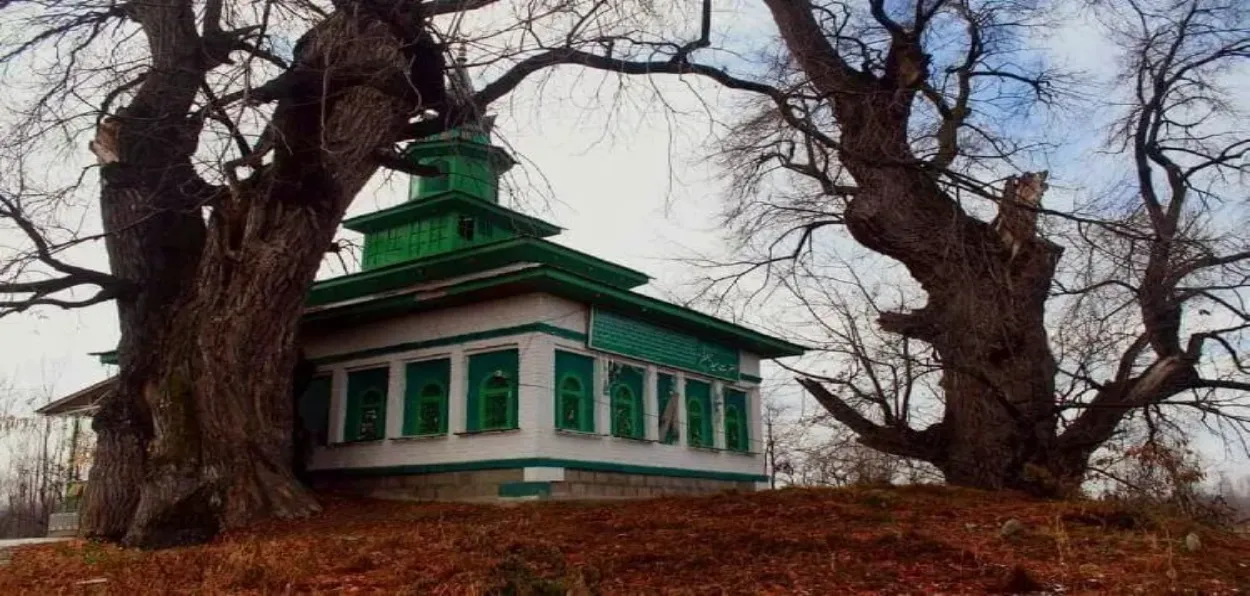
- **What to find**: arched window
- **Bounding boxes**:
[686,397,706,447]
[611,384,640,438]
[423,159,451,193]
[416,382,445,435]
[558,374,585,431]
[480,373,514,430]
[725,404,746,452]
[358,389,384,440]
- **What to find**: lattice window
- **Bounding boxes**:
[687,398,707,447]
[725,405,746,451]
[357,389,383,440]
[612,384,641,439]
[480,373,513,430]
[416,383,445,435]
[558,375,585,430]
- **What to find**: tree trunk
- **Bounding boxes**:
[80,3,427,547]
[765,1,1071,494]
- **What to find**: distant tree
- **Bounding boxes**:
[0,382,89,538]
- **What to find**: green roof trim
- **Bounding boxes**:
[306,236,652,306]
[304,265,806,359]
[342,193,561,237]
[91,350,118,366]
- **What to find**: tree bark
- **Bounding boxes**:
[764,0,1072,494]
[80,2,429,548]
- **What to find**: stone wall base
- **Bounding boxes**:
[310,468,756,503]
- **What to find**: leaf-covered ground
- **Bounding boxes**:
[2,485,1248,594]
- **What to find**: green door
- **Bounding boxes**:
[345,367,389,442]
[404,358,451,435]
[554,350,595,432]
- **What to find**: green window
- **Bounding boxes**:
[610,364,645,439]
[656,373,679,444]
[403,358,450,436]
[344,367,389,442]
[554,350,595,432]
[467,349,519,432]
[685,379,713,448]
[297,375,332,446]
[724,388,749,452]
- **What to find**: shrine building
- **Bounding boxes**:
[39,122,805,505]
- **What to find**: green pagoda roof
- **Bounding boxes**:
[307,236,651,306]
[342,193,560,238]
[304,264,805,359]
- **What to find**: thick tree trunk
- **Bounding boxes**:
[765,1,1073,494]
[80,2,426,547]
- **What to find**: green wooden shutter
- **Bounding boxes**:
[610,364,645,439]
[298,375,332,446]
[656,373,679,444]
[345,367,389,442]
[467,349,519,431]
[685,379,713,448]
[724,388,749,452]
[404,358,450,435]
[554,350,595,432]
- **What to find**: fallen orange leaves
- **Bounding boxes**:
[1,484,1248,594]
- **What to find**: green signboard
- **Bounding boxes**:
[588,308,740,381]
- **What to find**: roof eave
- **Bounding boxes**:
[304,267,806,359]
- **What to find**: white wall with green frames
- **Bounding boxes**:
[301,292,765,483]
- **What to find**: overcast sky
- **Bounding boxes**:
[1,1,1247,478]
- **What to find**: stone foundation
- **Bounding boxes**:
[312,469,527,502]
[310,467,755,503]
[549,470,753,500]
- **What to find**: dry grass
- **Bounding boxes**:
[2,485,1248,594]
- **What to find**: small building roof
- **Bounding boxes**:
[35,376,114,417]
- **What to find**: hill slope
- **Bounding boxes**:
[2,485,1248,594]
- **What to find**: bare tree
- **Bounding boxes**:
[472,0,1250,494]
[0,0,659,548]
[0,381,88,538]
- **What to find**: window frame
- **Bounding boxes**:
[553,349,596,433]
[465,348,520,433]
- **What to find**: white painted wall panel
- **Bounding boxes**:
[739,351,761,379]
[303,293,554,360]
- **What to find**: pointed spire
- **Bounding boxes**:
[448,43,495,135]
